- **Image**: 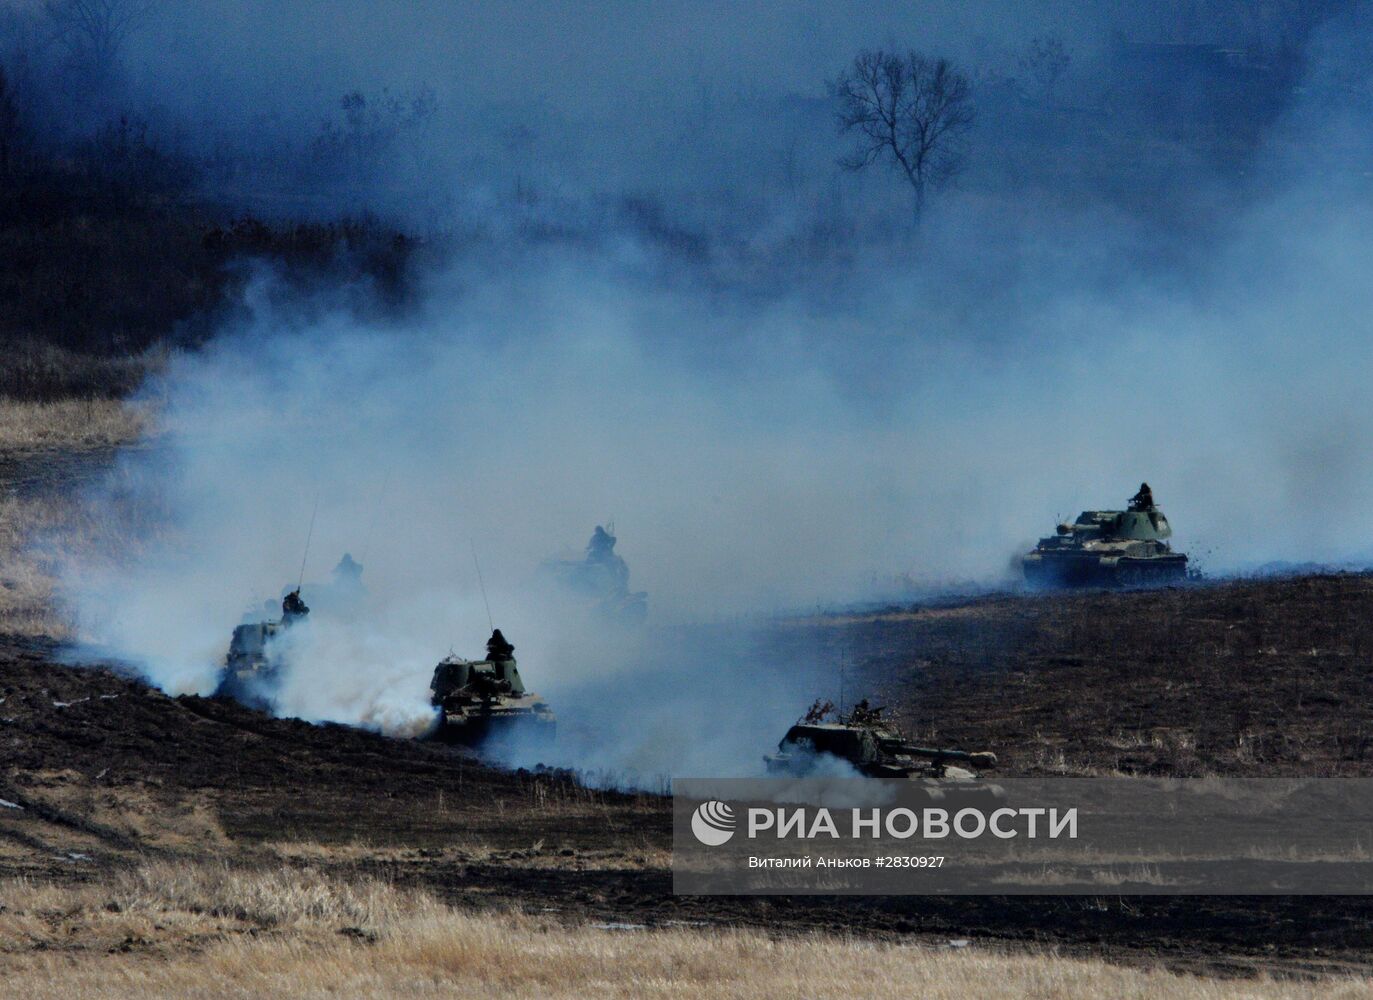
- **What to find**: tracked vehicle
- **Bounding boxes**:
[1022,482,1189,587]
[216,588,310,710]
[544,524,647,623]
[765,700,1002,801]
[428,629,555,746]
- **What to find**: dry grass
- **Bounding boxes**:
[0,490,137,638]
[266,838,673,871]
[0,862,1370,998]
[0,862,426,956]
[0,399,155,635]
[0,493,75,636]
[0,397,150,452]
[12,776,233,854]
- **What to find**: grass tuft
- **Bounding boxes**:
[0,862,1368,998]
[0,397,150,452]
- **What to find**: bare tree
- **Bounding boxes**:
[44,0,153,76]
[832,49,974,215]
[1019,36,1070,106]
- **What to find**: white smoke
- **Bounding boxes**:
[57,189,1373,775]
[51,20,1373,780]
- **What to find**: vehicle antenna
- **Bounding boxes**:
[297,494,320,591]
[358,467,392,565]
[470,538,494,632]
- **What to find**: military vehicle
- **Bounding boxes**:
[544,524,647,623]
[216,588,310,710]
[765,700,1002,800]
[285,552,368,617]
[1022,482,1189,587]
[428,628,555,746]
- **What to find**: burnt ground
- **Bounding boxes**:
[6,575,1373,979]
[6,445,1373,978]
[828,574,1373,778]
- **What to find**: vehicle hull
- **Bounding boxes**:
[429,706,556,748]
[1023,551,1189,588]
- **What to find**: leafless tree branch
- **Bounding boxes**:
[44,0,154,72]
[831,48,974,214]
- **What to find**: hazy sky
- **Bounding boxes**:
[126,0,1248,132]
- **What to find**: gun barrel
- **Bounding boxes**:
[902,745,998,769]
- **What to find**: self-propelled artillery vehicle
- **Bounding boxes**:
[216,588,310,711]
[1022,482,1189,587]
[428,628,555,746]
[765,700,1002,801]
[544,524,647,623]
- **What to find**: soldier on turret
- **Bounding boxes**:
[282,588,310,622]
[1129,482,1155,511]
[585,525,630,591]
[847,699,884,727]
[333,552,363,585]
[486,628,514,662]
[587,525,619,564]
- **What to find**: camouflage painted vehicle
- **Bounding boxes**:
[1022,483,1189,587]
[544,525,647,624]
[765,701,1002,801]
[428,629,555,746]
[216,588,310,710]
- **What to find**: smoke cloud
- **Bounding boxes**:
[35,3,1373,781]
[58,161,1373,777]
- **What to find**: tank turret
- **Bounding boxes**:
[216,588,310,710]
[543,524,648,624]
[428,629,555,747]
[764,700,1002,801]
[1022,483,1189,587]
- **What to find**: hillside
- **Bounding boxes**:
[834,574,1373,778]
[5,572,1373,977]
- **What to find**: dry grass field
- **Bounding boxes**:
[2,862,1369,1000]
[7,428,1373,994]
[0,494,68,636]
[0,398,151,637]
[0,398,150,453]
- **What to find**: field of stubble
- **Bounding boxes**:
[4,403,1373,995]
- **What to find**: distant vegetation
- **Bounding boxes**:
[0,61,421,400]
[832,49,975,216]
[0,1,1355,399]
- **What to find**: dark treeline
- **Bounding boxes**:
[0,0,1365,398]
[0,65,421,399]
